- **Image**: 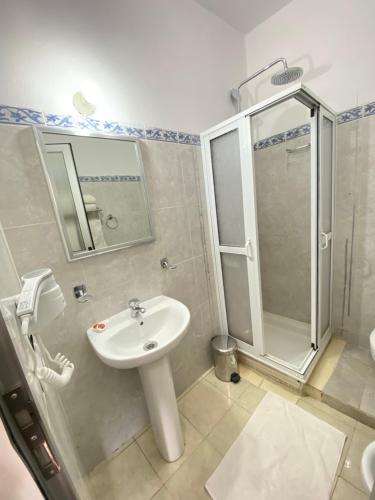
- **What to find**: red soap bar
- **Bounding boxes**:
[93,322,106,331]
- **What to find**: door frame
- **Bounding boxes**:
[317,107,336,344]
[201,118,264,356]
[0,305,78,499]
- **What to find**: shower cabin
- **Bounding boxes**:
[201,83,335,382]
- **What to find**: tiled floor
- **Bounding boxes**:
[87,364,372,499]
[307,336,347,394]
[308,337,375,425]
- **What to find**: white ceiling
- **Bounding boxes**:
[195,0,293,34]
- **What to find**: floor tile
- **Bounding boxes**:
[237,384,266,414]
[340,422,375,493]
[298,397,357,429]
[136,415,203,483]
[165,440,221,500]
[342,344,372,368]
[178,379,232,436]
[204,368,252,400]
[360,373,375,416]
[260,379,299,403]
[206,403,250,455]
[324,354,369,409]
[297,397,355,472]
[331,477,368,500]
[152,487,174,500]
[239,363,264,386]
[90,441,162,500]
[308,336,346,391]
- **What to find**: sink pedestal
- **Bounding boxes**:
[138,356,184,462]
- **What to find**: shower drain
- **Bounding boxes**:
[143,341,158,351]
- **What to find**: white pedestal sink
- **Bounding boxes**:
[86,295,190,462]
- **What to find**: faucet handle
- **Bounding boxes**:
[128,298,140,308]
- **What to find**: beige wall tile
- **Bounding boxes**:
[334,116,375,346]
[0,125,55,228]
[156,205,192,263]
[254,137,311,323]
[141,140,184,210]
[0,125,214,472]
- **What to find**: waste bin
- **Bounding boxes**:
[211,335,240,383]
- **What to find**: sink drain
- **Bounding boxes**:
[143,341,158,351]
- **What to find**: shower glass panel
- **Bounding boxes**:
[319,113,334,337]
[251,98,313,369]
[221,253,253,343]
[209,125,256,347]
[210,130,245,247]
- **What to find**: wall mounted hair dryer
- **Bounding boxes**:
[16,268,74,389]
[16,268,66,332]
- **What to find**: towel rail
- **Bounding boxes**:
[286,143,311,153]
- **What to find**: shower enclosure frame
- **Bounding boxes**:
[201,83,336,382]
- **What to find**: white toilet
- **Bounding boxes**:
[361,330,375,494]
[370,330,375,361]
[362,441,375,494]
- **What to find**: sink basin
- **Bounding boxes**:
[87,295,190,369]
[86,295,190,463]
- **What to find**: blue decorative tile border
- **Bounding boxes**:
[364,102,375,117]
[0,105,44,125]
[2,99,375,151]
[0,104,200,146]
[254,123,310,151]
[78,175,141,182]
[255,100,375,150]
[337,106,363,124]
[254,132,285,151]
[286,123,311,141]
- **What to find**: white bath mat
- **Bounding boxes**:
[206,392,346,500]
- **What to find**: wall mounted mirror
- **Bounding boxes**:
[35,128,153,261]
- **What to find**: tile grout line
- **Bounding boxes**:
[3,220,56,231]
[133,439,164,487]
[336,475,368,497]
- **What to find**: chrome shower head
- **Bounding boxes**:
[232,58,304,112]
[271,66,303,86]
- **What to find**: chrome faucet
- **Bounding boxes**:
[128,298,146,319]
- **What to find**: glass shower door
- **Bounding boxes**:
[318,109,335,340]
[203,119,263,354]
[250,96,317,371]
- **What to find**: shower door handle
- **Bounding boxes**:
[321,231,332,250]
[245,239,253,260]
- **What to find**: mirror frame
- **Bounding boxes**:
[33,126,154,262]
